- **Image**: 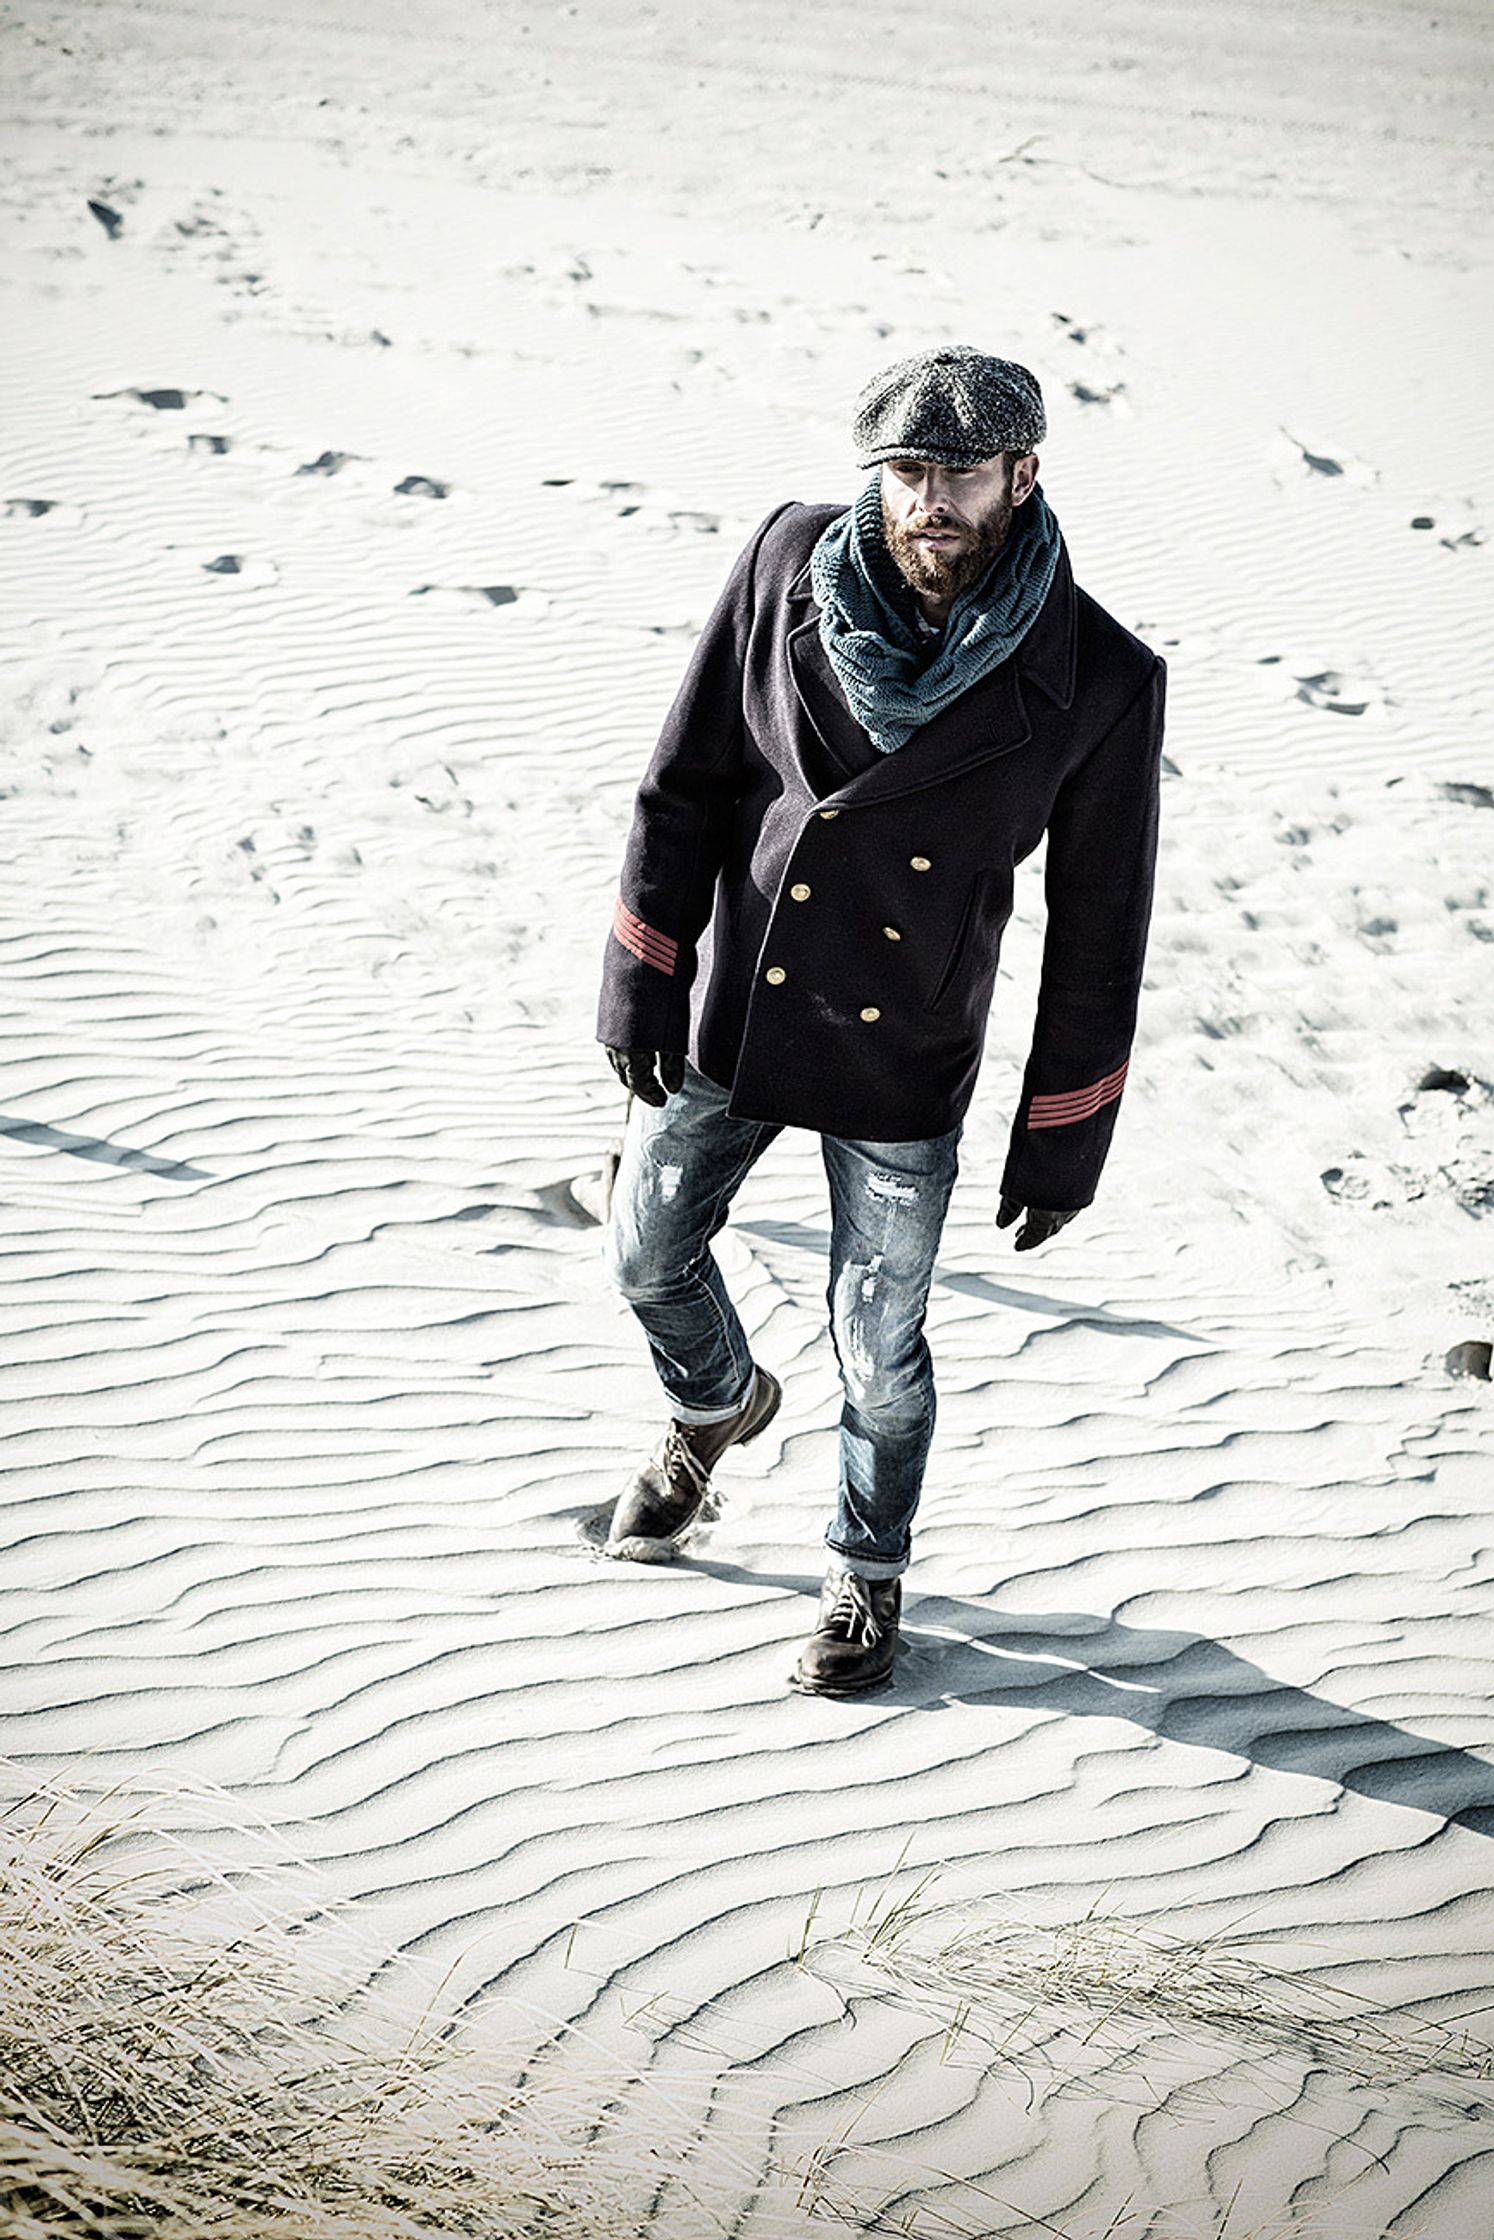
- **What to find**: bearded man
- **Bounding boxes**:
[596,344,1166,1696]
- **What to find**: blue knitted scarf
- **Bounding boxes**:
[810,472,1062,753]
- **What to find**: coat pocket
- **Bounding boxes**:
[925,872,1005,1015]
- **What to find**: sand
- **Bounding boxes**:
[2,2,1493,2232]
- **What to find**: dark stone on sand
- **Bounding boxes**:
[203,554,241,574]
[1441,781,1494,809]
[134,388,189,410]
[297,450,355,476]
[6,497,56,517]
[1446,1339,1492,1382]
[1301,447,1343,476]
[189,433,230,455]
[395,475,448,498]
[1411,515,1436,529]
[478,586,518,606]
[1419,1067,1470,1094]
[87,199,123,238]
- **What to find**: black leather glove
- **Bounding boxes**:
[996,1193,1081,1252]
[605,1047,686,1107]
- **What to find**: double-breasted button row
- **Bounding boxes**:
[763,829,932,1013]
[762,967,881,1023]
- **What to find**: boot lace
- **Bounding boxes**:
[658,1424,713,1501]
[825,1569,884,1647]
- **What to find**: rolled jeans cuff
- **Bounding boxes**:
[824,1538,909,1583]
[665,1378,756,1428]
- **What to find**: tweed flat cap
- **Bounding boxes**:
[852,344,1046,468]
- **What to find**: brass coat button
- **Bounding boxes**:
[860,1006,881,1022]
[819,808,840,820]
[910,855,931,872]
[883,925,901,941]
[765,965,787,985]
[790,882,811,901]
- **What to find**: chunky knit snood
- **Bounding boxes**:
[810,473,1062,754]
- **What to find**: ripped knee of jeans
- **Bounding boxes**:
[865,1169,919,1205]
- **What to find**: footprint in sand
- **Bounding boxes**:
[1273,429,1377,488]
[202,554,279,585]
[388,761,474,817]
[603,484,723,535]
[5,497,58,518]
[393,474,449,499]
[94,386,228,412]
[296,450,361,477]
[1254,654,1383,718]
[1050,309,1119,352]
[188,433,230,456]
[1408,497,1486,551]
[409,583,529,613]
[1050,310,1130,412]
[1292,668,1377,716]
[1320,1155,1427,1209]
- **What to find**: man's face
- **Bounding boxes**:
[880,453,1034,604]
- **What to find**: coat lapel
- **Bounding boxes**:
[785,533,1077,808]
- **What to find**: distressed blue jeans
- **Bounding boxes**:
[604,1062,961,1579]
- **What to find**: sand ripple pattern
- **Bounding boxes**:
[3,6,1494,2233]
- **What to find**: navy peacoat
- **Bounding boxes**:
[597,500,1166,1211]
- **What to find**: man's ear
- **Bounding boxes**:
[1010,452,1039,504]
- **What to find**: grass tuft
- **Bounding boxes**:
[0,1775,729,2239]
[827,1874,1494,2095]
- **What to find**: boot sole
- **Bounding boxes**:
[605,1367,782,1561]
[789,1660,897,1698]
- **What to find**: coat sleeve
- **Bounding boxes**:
[596,504,792,1055]
[1001,654,1166,1212]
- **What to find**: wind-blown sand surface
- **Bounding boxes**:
[2,3,1493,2232]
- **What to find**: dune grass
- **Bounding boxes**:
[0,1775,738,2240]
[781,1865,1494,2238]
[832,1869,1494,2095]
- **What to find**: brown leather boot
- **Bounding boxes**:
[605,1366,782,1561]
[791,1567,901,1696]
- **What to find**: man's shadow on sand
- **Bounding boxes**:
[697,1561,1494,1838]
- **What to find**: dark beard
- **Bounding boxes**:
[882,488,1015,605]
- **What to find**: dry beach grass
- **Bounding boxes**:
[0,1777,729,2240]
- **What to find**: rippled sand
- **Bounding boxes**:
[2,4,1492,2233]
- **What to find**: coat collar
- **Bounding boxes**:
[784,532,1077,807]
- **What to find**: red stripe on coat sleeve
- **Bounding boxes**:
[1027,1059,1129,1130]
[612,896,678,977]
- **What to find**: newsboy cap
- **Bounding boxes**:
[852,344,1046,468]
